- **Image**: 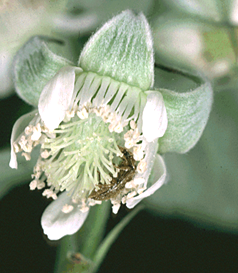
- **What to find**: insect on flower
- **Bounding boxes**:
[88,146,137,201]
[9,10,168,240]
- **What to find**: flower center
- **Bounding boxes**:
[40,111,124,201]
[13,71,150,213]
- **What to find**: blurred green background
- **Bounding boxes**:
[1,0,238,272]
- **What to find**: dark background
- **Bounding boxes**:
[1,183,238,273]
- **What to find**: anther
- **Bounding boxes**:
[137,187,146,195]
[127,191,137,199]
[29,180,37,190]
[13,143,21,153]
[31,123,42,141]
[22,152,31,161]
[62,204,74,213]
[133,145,144,161]
[137,161,147,173]
[41,150,50,159]
[112,203,121,214]
[77,107,88,119]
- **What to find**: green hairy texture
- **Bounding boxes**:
[13,36,71,106]
[79,10,154,90]
[158,82,213,154]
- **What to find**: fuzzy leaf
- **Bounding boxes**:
[79,10,154,90]
[158,82,213,154]
[13,36,71,106]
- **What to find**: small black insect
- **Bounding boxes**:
[89,146,136,201]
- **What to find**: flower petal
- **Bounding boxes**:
[41,191,89,240]
[126,154,166,209]
[9,110,38,169]
[138,139,158,188]
[142,91,168,142]
[38,66,82,131]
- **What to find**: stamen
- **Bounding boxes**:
[62,204,74,213]
[133,145,144,161]
[41,150,50,159]
[78,73,96,106]
[103,81,120,105]
[29,180,37,190]
[110,83,128,113]
[130,120,136,129]
[137,160,147,174]
[112,203,121,214]
[93,76,110,107]
[13,143,21,153]
[14,71,151,213]
[31,123,41,141]
[22,152,31,161]
[134,177,145,185]
[25,125,33,135]
[127,191,137,199]
[137,187,146,195]
[77,107,88,119]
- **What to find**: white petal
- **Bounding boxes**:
[9,110,38,169]
[142,91,168,142]
[126,154,166,209]
[41,191,89,240]
[138,140,158,188]
[38,66,82,131]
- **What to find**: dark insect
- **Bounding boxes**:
[89,146,136,201]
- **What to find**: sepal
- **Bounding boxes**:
[79,10,154,90]
[13,36,71,106]
[158,82,213,154]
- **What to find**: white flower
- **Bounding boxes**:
[9,11,168,240]
[10,66,167,240]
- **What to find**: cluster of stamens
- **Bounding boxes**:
[13,71,149,214]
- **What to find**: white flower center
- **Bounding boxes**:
[13,71,151,213]
[39,110,124,202]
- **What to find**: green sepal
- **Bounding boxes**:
[79,10,154,90]
[145,90,238,231]
[13,36,71,106]
[158,82,213,154]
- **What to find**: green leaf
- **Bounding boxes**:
[79,10,154,90]
[158,81,213,154]
[145,90,238,231]
[13,36,71,106]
